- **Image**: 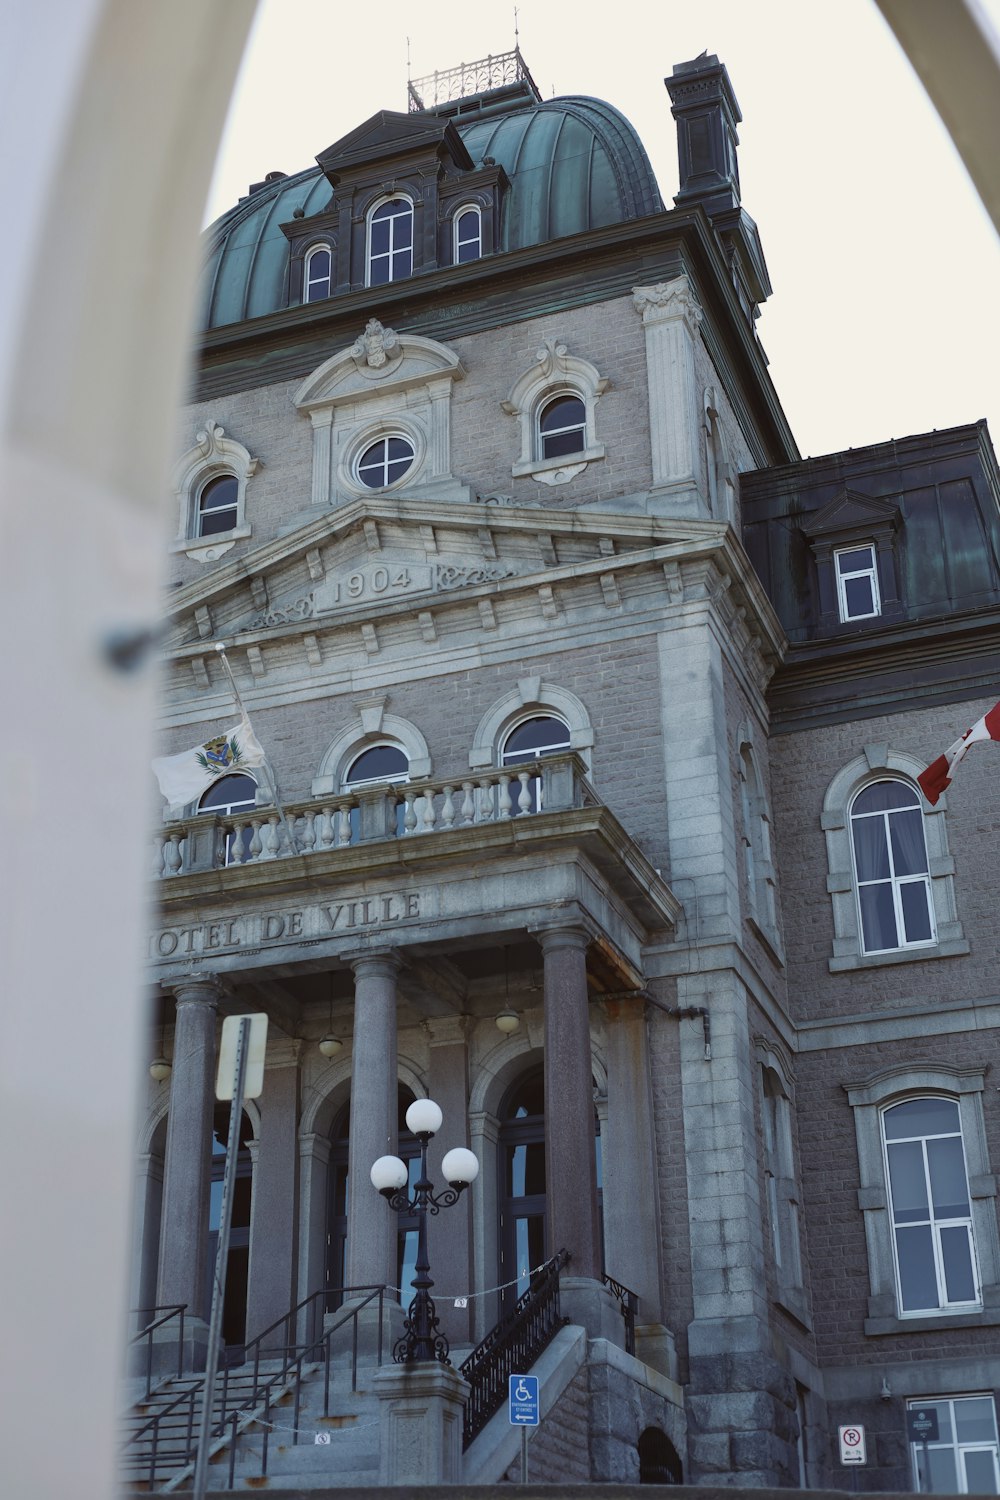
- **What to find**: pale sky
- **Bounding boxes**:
[205,0,1000,463]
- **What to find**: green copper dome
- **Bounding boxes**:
[200,95,662,330]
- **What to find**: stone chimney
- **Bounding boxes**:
[665,53,771,326]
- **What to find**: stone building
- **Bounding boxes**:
[132,47,1000,1491]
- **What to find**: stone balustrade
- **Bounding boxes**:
[152,754,595,878]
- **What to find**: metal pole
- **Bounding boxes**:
[923,1436,932,1493]
[214,643,297,853]
[192,1015,250,1500]
[521,1426,528,1484]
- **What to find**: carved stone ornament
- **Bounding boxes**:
[349,318,401,371]
[632,278,703,334]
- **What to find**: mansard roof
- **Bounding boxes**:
[200,93,662,331]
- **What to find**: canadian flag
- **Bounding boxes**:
[917,700,1000,805]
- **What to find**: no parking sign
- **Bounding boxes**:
[839,1425,867,1465]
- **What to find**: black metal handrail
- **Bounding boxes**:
[459,1250,569,1449]
[121,1284,389,1489]
[127,1304,187,1399]
[602,1273,638,1357]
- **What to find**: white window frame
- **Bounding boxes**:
[453,204,482,264]
[881,1096,981,1316]
[341,742,410,793]
[502,337,608,486]
[835,542,881,622]
[908,1396,1000,1494]
[500,713,571,813]
[195,473,239,538]
[755,1040,808,1323]
[844,1064,1000,1336]
[304,243,332,303]
[849,779,936,956]
[537,392,587,463]
[821,745,967,972]
[738,731,782,958]
[197,772,259,867]
[366,195,414,287]
[354,431,416,491]
[469,677,593,772]
[171,419,256,562]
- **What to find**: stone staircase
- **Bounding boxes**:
[121,1353,398,1492]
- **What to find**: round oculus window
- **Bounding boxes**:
[357,435,414,489]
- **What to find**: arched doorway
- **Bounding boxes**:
[326,1085,420,1301]
[498,1066,603,1310]
[205,1104,253,1354]
[638,1427,683,1483]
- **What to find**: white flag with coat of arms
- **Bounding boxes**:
[152,714,267,810]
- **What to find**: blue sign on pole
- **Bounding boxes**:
[508,1373,540,1426]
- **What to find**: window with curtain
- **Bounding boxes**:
[850,779,935,953]
[883,1097,981,1315]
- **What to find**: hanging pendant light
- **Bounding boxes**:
[495,946,520,1033]
[319,981,343,1058]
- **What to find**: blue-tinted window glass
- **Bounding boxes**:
[940,1226,977,1303]
[885,1098,960,1140]
[896,1224,939,1310]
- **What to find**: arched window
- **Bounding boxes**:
[503,338,608,486]
[198,772,257,866]
[304,244,332,303]
[356,434,414,489]
[342,743,409,840]
[172,418,256,561]
[501,715,571,813]
[882,1096,980,1315]
[538,394,586,461]
[738,741,779,948]
[342,743,408,791]
[454,205,481,264]
[367,197,413,286]
[196,474,239,537]
[850,779,935,954]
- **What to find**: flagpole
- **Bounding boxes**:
[213,642,298,855]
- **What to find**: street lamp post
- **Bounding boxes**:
[370,1097,478,1364]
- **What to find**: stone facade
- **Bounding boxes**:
[138,47,1000,1494]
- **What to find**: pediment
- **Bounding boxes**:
[801,487,901,540]
[161,498,734,659]
[294,324,464,411]
[317,110,472,180]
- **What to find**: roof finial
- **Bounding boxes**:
[406,35,411,80]
[514,6,519,52]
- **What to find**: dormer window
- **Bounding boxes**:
[836,544,881,622]
[304,244,332,302]
[454,206,482,263]
[367,197,413,286]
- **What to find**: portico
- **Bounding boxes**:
[140,754,680,1364]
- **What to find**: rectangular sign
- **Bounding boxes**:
[216,1013,268,1100]
[907,1408,940,1444]
[839,1425,867,1465]
[509,1374,540,1427]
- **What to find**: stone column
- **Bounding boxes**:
[345,953,400,1294]
[632,277,706,515]
[537,924,601,1278]
[156,977,221,1366]
[426,1017,473,1346]
[245,1053,300,1345]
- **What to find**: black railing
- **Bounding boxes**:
[459,1250,569,1449]
[121,1284,388,1490]
[128,1304,186,1399]
[602,1273,638,1357]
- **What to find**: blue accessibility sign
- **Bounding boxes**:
[508,1373,540,1426]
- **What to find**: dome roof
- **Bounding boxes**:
[201,95,662,330]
